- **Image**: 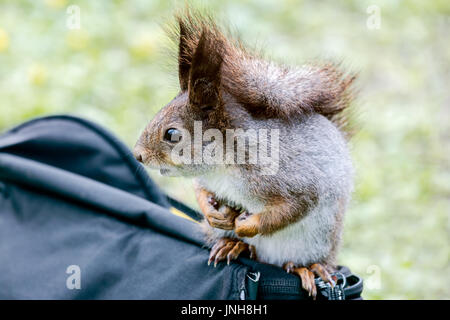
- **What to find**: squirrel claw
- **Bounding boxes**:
[208,238,255,267]
[310,263,334,288]
[282,261,296,274]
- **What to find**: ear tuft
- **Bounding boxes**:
[171,9,221,92]
[188,30,224,107]
[178,20,191,91]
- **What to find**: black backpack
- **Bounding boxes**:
[0,115,363,300]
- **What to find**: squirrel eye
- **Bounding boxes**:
[163,128,182,143]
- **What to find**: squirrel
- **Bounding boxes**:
[133,11,356,299]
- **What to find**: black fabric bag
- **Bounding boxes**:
[0,115,363,300]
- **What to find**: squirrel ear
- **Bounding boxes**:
[188,30,223,108]
[178,20,191,91]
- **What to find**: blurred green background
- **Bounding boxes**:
[0,0,448,299]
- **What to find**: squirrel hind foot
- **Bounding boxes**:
[208,238,256,267]
[283,262,334,300]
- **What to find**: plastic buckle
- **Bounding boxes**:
[315,272,346,300]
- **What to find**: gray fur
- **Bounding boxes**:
[198,113,353,268]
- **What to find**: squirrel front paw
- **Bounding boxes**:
[204,195,240,230]
[194,183,240,230]
[234,211,261,238]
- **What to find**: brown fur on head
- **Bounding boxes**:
[134,9,356,175]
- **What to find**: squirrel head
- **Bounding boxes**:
[134,18,232,176]
[134,11,356,176]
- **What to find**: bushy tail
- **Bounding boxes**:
[223,58,357,133]
[167,9,357,134]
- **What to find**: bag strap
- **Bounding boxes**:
[239,259,363,300]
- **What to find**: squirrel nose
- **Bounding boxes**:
[135,153,143,163]
[133,147,145,163]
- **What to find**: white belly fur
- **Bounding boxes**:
[244,200,336,267]
[197,169,265,213]
[197,170,337,267]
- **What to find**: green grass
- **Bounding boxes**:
[0,0,448,299]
